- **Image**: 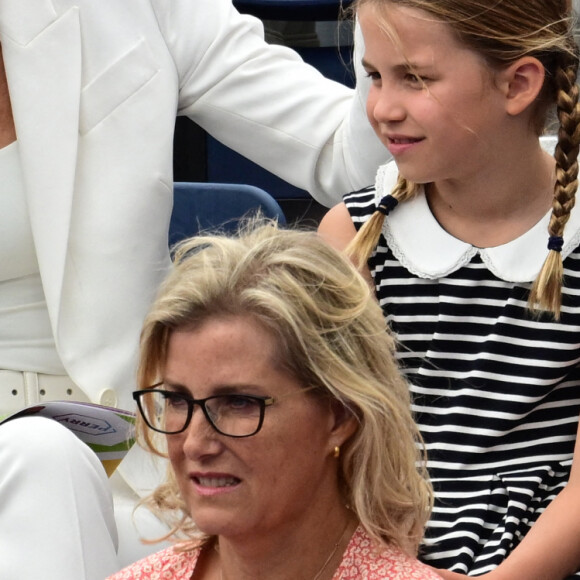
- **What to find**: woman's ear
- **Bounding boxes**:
[498,56,545,116]
[329,400,358,447]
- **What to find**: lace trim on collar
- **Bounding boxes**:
[374,161,580,282]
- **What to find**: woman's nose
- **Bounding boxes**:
[181,407,221,458]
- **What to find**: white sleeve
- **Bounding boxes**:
[153,0,389,206]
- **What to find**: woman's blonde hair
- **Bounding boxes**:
[348,0,580,318]
[136,220,432,552]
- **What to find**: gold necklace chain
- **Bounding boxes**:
[311,519,351,580]
[219,519,352,580]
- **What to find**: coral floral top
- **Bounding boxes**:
[108,526,441,579]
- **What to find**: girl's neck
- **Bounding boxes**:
[425,140,555,248]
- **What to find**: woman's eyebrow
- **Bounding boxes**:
[211,384,265,395]
[160,382,190,394]
[161,381,264,396]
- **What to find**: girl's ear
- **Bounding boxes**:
[499,56,545,116]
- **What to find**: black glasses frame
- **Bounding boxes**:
[132,387,275,438]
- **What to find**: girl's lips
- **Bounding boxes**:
[386,135,424,156]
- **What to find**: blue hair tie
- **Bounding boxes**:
[548,235,564,252]
[377,195,399,216]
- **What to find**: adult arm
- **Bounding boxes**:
[153,0,387,207]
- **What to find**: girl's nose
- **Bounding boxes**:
[369,86,406,124]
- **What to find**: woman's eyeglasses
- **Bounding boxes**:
[132,386,275,437]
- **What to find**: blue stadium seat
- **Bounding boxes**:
[170,182,286,247]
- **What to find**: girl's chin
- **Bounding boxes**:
[394,165,433,185]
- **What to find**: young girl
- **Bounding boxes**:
[319,1,580,578]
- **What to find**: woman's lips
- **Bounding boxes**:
[191,473,241,496]
[195,475,239,488]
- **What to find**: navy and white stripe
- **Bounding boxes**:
[345,186,580,577]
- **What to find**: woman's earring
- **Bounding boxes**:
[333,446,340,459]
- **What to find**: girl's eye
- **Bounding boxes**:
[365,70,381,82]
[405,73,429,88]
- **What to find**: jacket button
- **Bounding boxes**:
[99,389,118,407]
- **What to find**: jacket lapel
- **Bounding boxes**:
[0,3,81,327]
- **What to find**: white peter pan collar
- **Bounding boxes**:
[374,159,580,283]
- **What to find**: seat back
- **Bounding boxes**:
[233,0,354,21]
[169,182,286,247]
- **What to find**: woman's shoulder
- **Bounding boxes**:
[107,545,200,580]
[337,527,441,579]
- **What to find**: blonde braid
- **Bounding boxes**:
[346,175,420,267]
[529,51,580,318]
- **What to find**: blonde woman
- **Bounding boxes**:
[109,222,439,580]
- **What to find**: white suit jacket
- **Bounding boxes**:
[0,0,386,410]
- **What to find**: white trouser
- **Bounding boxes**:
[0,416,119,580]
[0,371,172,577]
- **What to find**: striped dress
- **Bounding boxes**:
[344,161,580,577]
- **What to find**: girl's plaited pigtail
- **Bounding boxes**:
[529,46,580,319]
[346,176,419,267]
